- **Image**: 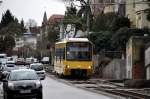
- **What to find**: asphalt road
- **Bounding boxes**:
[0,75,113,99]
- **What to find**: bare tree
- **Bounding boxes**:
[25,19,37,28]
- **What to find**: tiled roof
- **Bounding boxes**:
[48,14,64,24]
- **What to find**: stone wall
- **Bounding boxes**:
[102,59,126,80]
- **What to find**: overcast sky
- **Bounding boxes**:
[0,0,66,26]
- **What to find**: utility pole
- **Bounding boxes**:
[86,0,90,36]
[0,0,2,5]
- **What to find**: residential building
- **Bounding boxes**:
[47,14,64,40]
[14,37,24,51]
[41,14,64,40]
[13,29,38,57]
[14,28,38,50]
[103,0,125,15]
[115,0,125,16]
[126,0,150,28]
[39,11,48,51]
[29,26,41,34]
[47,14,64,27]
[103,0,115,13]
[39,13,64,58]
[104,4,115,13]
[23,32,37,50]
[91,0,125,16]
[91,0,105,16]
[126,0,136,27]
[126,36,150,79]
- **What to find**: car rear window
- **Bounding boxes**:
[6,64,15,67]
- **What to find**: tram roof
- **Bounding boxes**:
[56,38,90,44]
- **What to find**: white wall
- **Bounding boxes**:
[145,46,150,80]
[126,38,133,79]
[147,67,150,80]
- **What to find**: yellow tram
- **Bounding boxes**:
[54,38,93,78]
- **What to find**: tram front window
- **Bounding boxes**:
[67,42,92,61]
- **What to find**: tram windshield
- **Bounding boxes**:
[66,42,92,61]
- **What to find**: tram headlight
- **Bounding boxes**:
[66,65,70,68]
[88,66,92,69]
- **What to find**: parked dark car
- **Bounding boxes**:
[3,69,43,99]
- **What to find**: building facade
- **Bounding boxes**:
[91,0,105,16]
[23,32,37,50]
[47,14,64,29]
[126,36,150,79]
[126,0,150,28]
[13,31,38,57]
[14,37,24,51]
[91,0,125,16]
[145,44,150,80]
[38,13,64,58]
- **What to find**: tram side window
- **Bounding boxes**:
[55,48,65,62]
[60,48,65,60]
[55,49,58,61]
[62,48,65,59]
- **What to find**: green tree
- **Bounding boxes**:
[0,10,14,28]
[92,13,106,32]
[92,13,130,32]
[92,13,118,32]
[0,35,15,54]
[4,35,15,50]
[111,27,149,53]
[65,5,77,17]
[91,13,131,53]
[20,19,26,33]
[64,5,85,37]
[111,17,131,31]
[88,31,113,52]
[0,36,4,52]
[111,27,130,52]
[0,9,22,53]
[0,10,22,36]
[47,21,60,49]
[0,22,21,35]
[48,29,58,43]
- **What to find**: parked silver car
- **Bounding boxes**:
[30,63,46,80]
